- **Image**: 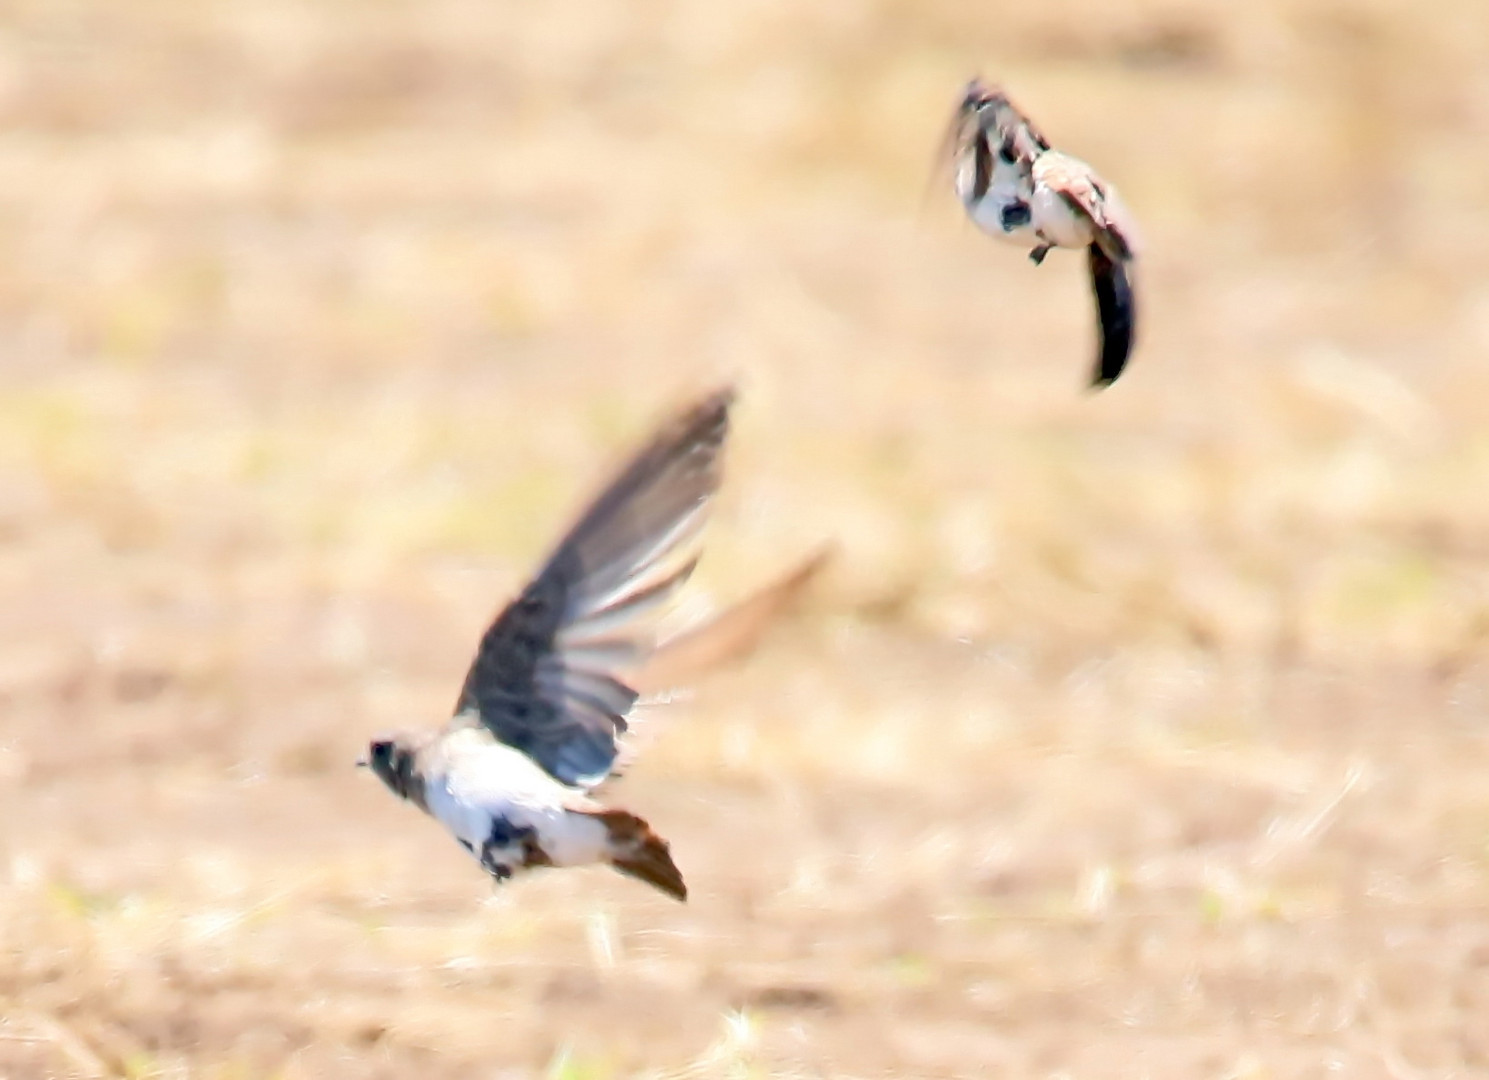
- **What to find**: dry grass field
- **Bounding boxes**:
[3,0,1489,1076]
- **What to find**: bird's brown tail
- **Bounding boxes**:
[594,808,687,902]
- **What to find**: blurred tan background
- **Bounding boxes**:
[2,0,1489,1077]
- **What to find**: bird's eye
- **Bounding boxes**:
[371,740,392,761]
[998,141,1018,165]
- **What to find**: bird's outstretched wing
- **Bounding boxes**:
[451,388,733,788]
[631,542,833,696]
[581,541,833,793]
[928,79,991,205]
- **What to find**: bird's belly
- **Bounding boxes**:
[967,194,1043,247]
[525,809,609,867]
[1030,188,1095,248]
[456,807,609,881]
[426,749,610,878]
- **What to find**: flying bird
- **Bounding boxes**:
[941,78,1141,388]
[359,389,736,903]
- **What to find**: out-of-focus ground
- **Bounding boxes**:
[2,1,1489,1077]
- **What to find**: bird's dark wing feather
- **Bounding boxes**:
[1088,244,1136,389]
[451,389,733,788]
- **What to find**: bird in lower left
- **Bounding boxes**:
[359,388,737,902]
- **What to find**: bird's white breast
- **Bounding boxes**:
[424,730,610,868]
[957,155,1042,248]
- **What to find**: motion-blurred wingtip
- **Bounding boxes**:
[632,541,836,694]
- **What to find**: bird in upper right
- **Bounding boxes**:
[941,78,1141,389]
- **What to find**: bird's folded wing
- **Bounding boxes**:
[450,388,733,789]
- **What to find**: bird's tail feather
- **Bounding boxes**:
[1088,243,1136,389]
[593,807,688,902]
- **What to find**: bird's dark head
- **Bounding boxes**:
[960,77,993,112]
[961,78,1017,123]
[357,732,423,803]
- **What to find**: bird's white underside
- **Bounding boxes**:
[956,147,1096,252]
[424,728,610,869]
[957,156,1038,247]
